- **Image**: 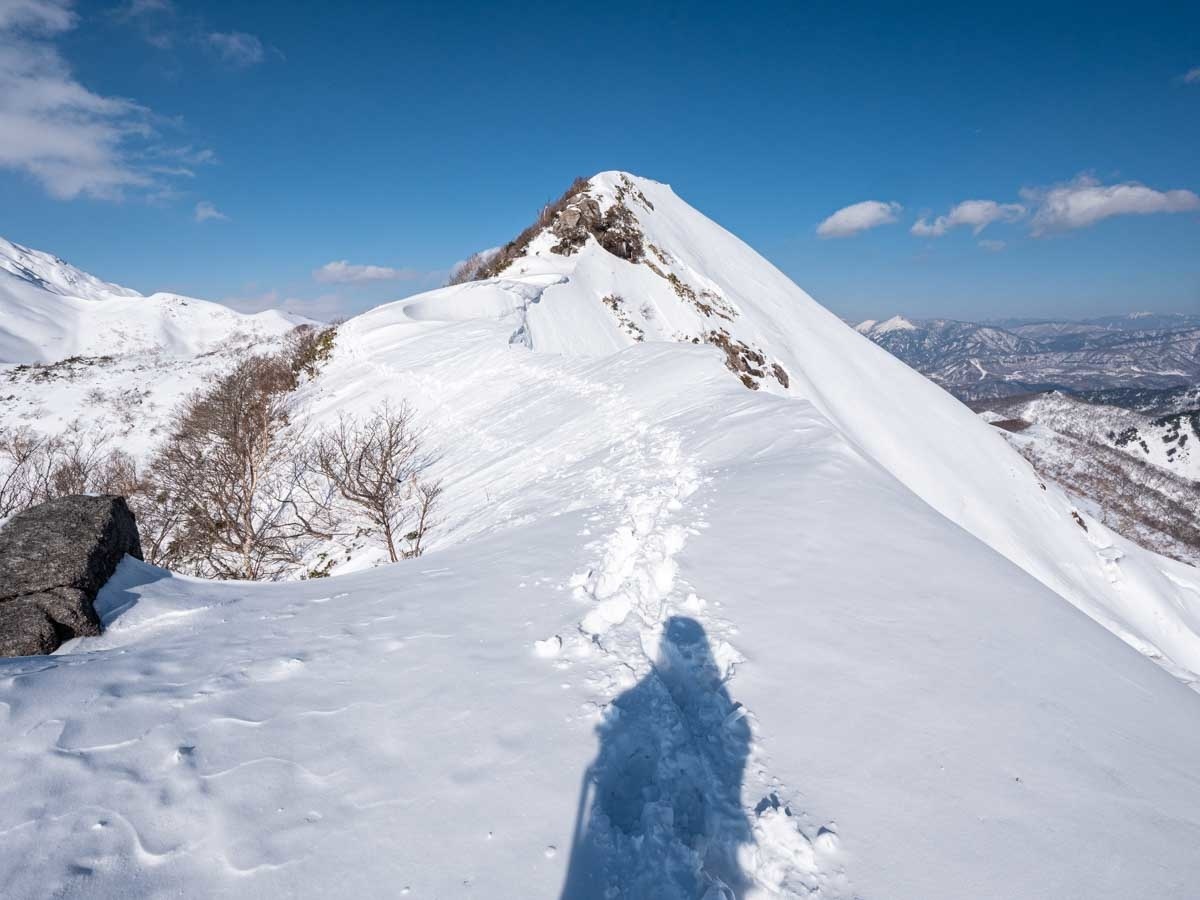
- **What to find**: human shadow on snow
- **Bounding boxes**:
[560,616,753,899]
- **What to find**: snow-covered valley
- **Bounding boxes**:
[3,173,1200,898]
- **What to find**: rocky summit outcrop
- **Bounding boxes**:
[0,495,142,657]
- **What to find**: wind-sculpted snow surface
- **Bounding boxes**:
[4,174,1200,898]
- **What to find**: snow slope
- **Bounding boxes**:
[3,173,1200,898]
[4,332,1200,899]
[340,172,1200,685]
[0,237,305,364]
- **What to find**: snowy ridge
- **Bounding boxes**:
[4,174,1200,898]
[368,171,1200,687]
[0,236,307,364]
[0,236,141,302]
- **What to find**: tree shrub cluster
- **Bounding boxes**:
[0,325,443,580]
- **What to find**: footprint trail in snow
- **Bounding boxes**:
[541,405,853,898]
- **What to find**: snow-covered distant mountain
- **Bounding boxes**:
[4,174,1200,899]
[978,390,1200,482]
[0,236,313,460]
[858,312,1200,400]
[972,391,1199,565]
[0,236,306,364]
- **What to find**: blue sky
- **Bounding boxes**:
[1,0,1197,322]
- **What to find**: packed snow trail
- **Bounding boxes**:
[334,306,849,896]
[534,395,846,897]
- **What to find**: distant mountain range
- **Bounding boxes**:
[856,313,1200,402]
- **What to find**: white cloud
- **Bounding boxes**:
[194,200,227,222]
[911,199,1026,237]
[207,31,264,67]
[816,200,902,238]
[313,260,426,283]
[0,0,211,200]
[1022,175,1200,235]
[977,239,1006,252]
[1181,67,1200,84]
[0,0,75,31]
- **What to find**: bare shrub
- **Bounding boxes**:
[0,427,56,518]
[447,250,500,286]
[146,354,309,580]
[310,402,441,561]
[0,423,141,519]
[283,323,339,382]
[475,176,590,280]
[48,422,118,496]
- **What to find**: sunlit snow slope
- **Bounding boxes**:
[3,174,1200,899]
[359,172,1200,686]
[0,236,304,364]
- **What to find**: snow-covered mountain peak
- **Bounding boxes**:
[388,171,801,389]
[0,236,141,302]
[335,172,1200,692]
[866,314,917,335]
[0,235,310,364]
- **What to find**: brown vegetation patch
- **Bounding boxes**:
[600,295,645,342]
[614,173,654,211]
[6,356,116,384]
[706,329,767,390]
[473,177,592,280]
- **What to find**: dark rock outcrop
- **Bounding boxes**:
[550,192,645,263]
[0,495,142,657]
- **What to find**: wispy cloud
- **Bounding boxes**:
[194,200,227,222]
[1022,175,1200,235]
[0,1,213,200]
[110,0,176,48]
[911,199,1025,237]
[113,0,175,17]
[110,3,274,68]
[313,260,429,283]
[1180,67,1200,84]
[977,238,1006,252]
[0,1,73,30]
[816,200,902,238]
[206,31,265,68]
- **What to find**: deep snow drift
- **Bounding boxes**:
[2,174,1200,899]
